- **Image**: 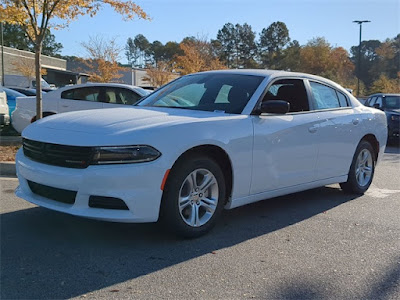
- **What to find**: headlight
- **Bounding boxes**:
[92,145,161,164]
[390,114,400,122]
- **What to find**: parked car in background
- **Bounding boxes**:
[3,87,25,118]
[0,86,10,126]
[4,74,54,92]
[15,70,387,237]
[7,87,46,97]
[364,93,400,141]
[12,83,151,133]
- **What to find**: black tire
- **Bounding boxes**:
[340,140,375,194]
[161,155,226,238]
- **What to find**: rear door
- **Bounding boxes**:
[307,80,359,179]
[58,86,104,113]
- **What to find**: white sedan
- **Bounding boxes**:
[11,83,151,133]
[15,70,387,237]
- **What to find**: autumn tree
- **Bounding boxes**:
[1,0,148,119]
[369,74,400,94]
[144,61,175,87]
[174,38,226,75]
[12,57,47,81]
[81,36,124,83]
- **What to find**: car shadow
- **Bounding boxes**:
[1,185,358,299]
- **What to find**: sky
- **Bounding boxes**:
[54,0,400,64]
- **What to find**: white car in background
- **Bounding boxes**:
[0,86,10,126]
[15,70,387,237]
[11,83,151,133]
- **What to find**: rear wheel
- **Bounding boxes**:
[161,155,226,238]
[340,140,375,194]
[31,112,55,123]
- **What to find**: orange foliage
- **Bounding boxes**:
[81,36,124,83]
[174,39,226,75]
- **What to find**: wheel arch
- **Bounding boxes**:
[168,144,233,204]
[31,111,56,123]
[360,134,379,161]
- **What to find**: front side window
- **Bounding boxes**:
[104,88,142,105]
[262,79,310,112]
[367,97,377,107]
[310,82,340,110]
[375,97,383,108]
[138,73,264,114]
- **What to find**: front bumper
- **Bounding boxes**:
[388,122,399,139]
[15,148,165,223]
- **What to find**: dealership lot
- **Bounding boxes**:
[1,145,399,299]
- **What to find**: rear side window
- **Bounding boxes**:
[61,87,100,102]
[337,91,349,107]
[310,82,340,109]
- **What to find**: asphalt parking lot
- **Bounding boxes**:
[1,145,399,300]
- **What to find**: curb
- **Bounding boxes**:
[0,161,16,177]
[0,136,22,146]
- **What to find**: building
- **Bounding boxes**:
[0,46,88,87]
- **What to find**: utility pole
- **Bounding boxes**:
[353,20,371,97]
[1,22,5,86]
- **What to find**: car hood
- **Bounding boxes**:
[22,107,235,145]
[385,108,400,114]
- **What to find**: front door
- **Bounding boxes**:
[250,78,319,194]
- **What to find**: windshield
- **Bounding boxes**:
[138,73,264,114]
[384,96,400,109]
[32,79,51,88]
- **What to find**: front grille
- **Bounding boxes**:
[89,196,129,210]
[23,138,93,168]
[27,181,77,204]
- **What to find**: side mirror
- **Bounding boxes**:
[373,103,383,110]
[259,100,290,114]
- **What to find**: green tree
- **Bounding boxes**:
[216,23,236,67]
[279,40,301,71]
[216,23,257,68]
[350,40,382,87]
[3,23,62,56]
[259,21,290,68]
[125,37,139,65]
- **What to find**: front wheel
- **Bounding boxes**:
[161,155,226,238]
[340,140,375,194]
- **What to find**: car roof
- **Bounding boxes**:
[368,93,400,97]
[194,69,347,92]
[58,83,142,90]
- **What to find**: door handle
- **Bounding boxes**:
[352,118,360,125]
[61,105,69,108]
[308,125,318,133]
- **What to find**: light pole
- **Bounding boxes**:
[353,20,370,97]
[1,22,5,86]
